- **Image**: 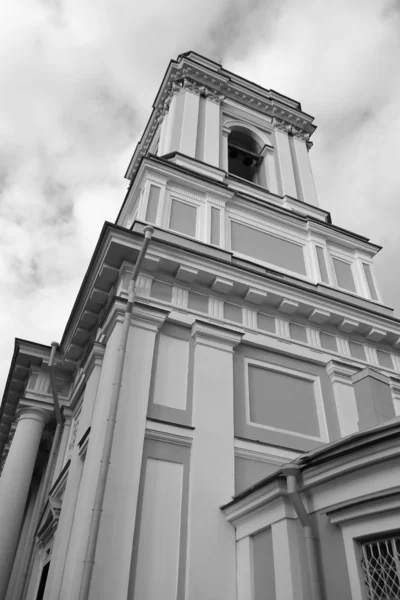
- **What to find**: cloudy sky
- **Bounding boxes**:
[1,0,399,394]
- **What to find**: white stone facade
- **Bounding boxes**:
[0,51,399,600]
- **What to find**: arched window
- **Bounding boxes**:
[228,129,263,183]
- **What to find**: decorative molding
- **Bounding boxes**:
[212,277,233,294]
[327,488,400,525]
[172,285,189,308]
[145,420,194,447]
[326,360,359,385]
[365,345,379,366]
[191,321,242,352]
[309,308,331,324]
[176,265,198,283]
[276,318,290,338]
[278,299,299,315]
[366,327,386,342]
[336,337,351,357]
[245,288,267,305]
[307,328,321,348]
[338,318,359,333]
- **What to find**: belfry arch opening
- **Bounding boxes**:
[227,128,264,184]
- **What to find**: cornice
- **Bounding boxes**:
[191,320,243,352]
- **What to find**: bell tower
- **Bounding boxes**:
[2,51,400,600]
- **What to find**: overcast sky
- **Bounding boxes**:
[1,0,399,394]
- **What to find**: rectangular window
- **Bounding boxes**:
[257,313,276,334]
[349,341,366,361]
[145,185,160,224]
[320,332,338,352]
[361,536,400,600]
[188,292,208,313]
[169,199,197,237]
[377,349,394,370]
[316,246,329,284]
[150,280,173,303]
[332,257,357,293]
[231,221,307,275]
[289,322,308,343]
[363,263,379,301]
[224,302,242,323]
[210,207,220,246]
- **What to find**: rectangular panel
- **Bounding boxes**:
[133,458,183,600]
[377,349,394,370]
[349,341,366,361]
[231,221,306,275]
[257,313,276,333]
[332,257,357,293]
[289,322,307,343]
[150,280,173,303]
[224,302,242,323]
[153,334,189,409]
[252,528,276,600]
[169,199,197,237]
[188,291,209,313]
[210,207,220,246]
[316,246,329,284]
[248,365,320,437]
[320,332,338,352]
[145,185,160,224]
[363,263,379,301]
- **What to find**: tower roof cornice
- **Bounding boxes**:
[125,51,317,181]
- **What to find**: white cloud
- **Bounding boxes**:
[1,0,400,396]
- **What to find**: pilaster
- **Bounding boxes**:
[185,321,242,600]
[326,360,359,437]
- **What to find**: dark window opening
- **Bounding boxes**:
[35,562,50,600]
[228,130,263,183]
[361,536,400,599]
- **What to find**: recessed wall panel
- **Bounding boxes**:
[349,341,366,361]
[133,458,183,600]
[231,221,307,275]
[377,349,394,370]
[210,207,220,246]
[320,332,338,352]
[363,263,378,301]
[248,365,320,437]
[257,313,276,333]
[145,185,160,224]
[289,322,307,343]
[332,258,356,293]
[153,334,189,410]
[252,527,276,600]
[169,199,197,237]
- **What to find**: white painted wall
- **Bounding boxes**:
[185,323,241,600]
[133,458,183,600]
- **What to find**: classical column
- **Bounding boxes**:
[185,321,242,600]
[0,405,49,599]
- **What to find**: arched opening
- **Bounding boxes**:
[227,129,263,183]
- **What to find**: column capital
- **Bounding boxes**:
[191,320,243,352]
[16,404,51,427]
[131,303,170,332]
[326,360,359,385]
